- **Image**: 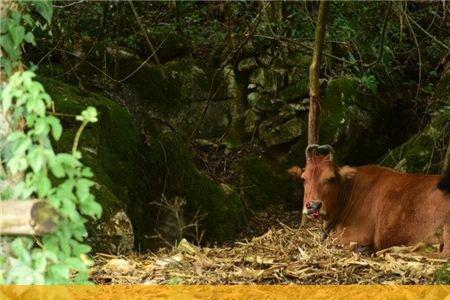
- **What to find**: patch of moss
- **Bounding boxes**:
[145,131,245,243]
[287,136,309,168]
[234,156,299,210]
[40,76,155,250]
[436,72,450,104]
[116,58,227,111]
[380,109,450,173]
[319,76,388,165]
[279,80,309,103]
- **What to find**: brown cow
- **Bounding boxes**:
[288,144,450,257]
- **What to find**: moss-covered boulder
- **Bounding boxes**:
[319,76,390,165]
[41,77,247,250]
[144,127,245,245]
[279,80,309,103]
[436,72,450,104]
[380,107,450,173]
[40,76,152,252]
[259,117,306,148]
[233,156,300,210]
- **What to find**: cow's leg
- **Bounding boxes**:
[356,244,375,256]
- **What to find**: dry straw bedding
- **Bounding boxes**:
[91,221,446,285]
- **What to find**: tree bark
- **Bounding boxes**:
[0,200,59,235]
[307,1,329,145]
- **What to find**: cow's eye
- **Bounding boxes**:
[326,177,337,184]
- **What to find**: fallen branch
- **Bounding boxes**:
[0,199,59,236]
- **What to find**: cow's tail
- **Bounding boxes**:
[438,167,450,193]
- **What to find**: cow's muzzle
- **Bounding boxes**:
[305,201,322,218]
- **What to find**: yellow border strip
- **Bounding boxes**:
[1,285,450,300]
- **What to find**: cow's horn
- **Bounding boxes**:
[305,144,320,159]
[319,144,335,161]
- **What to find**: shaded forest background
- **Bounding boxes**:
[24,1,450,253]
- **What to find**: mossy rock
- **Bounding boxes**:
[233,156,299,210]
[41,77,246,249]
[259,117,306,148]
[319,76,389,165]
[136,30,191,63]
[144,129,246,244]
[380,108,450,174]
[40,76,154,251]
[279,80,309,103]
[436,72,450,104]
[287,135,309,168]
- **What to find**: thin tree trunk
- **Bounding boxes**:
[307,1,329,145]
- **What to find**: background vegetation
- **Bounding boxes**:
[1,0,449,283]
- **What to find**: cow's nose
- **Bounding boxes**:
[307,201,322,214]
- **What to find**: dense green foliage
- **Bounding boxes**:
[0,1,100,284]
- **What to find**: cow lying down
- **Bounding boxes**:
[288,144,450,257]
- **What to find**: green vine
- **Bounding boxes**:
[0,0,101,284]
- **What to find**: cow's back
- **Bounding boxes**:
[337,165,449,251]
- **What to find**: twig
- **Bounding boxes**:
[255,34,355,65]
[72,121,87,155]
[362,2,392,68]
[189,3,269,142]
[53,0,84,9]
[128,0,166,79]
[56,36,167,84]
[406,11,450,50]
[403,6,422,101]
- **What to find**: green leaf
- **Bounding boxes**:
[71,241,91,256]
[27,147,45,173]
[7,155,28,174]
[31,251,47,274]
[76,106,98,123]
[10,25,25,48]
[11,238,32,265]
[24,32,36,46]
[37,176,52,198]
[76,178,94,204]
[65,257,86,272]
[34,1,53,24]
[49,159,65,178]
[47,116,62,140]
[80,200,102,218]
[13,135,32,155]
[33,117,50,136]
[0,34,20,59]
[11,11,21,23]
[48,264,70,281]
[22,14,35,26]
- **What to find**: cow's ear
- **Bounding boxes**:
[338,166,357,179]
[287,166,302,179]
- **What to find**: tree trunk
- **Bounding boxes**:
[307,1,330,145]
[0,200,59,235]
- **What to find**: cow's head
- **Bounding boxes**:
[288,144,356,221]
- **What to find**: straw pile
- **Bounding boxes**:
[91,210,446,285]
